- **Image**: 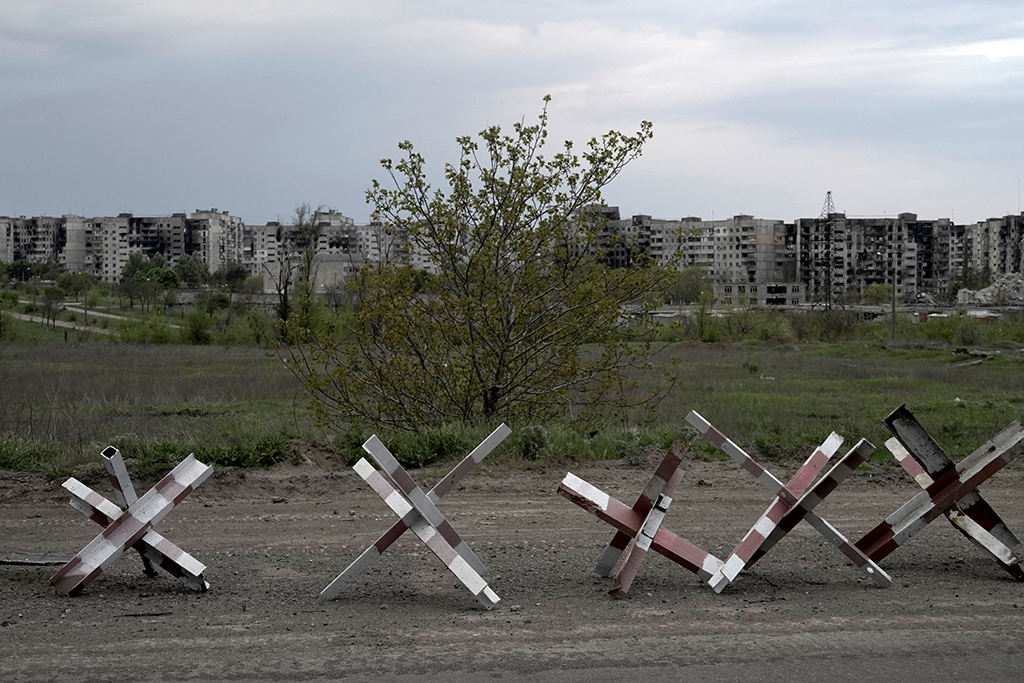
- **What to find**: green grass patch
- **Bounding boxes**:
[1,337,1022,476]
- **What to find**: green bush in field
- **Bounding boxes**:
[1002,311,1024,343]
[184,310,213,344]
[514,425,552,461]
[116,315,177,344]
[375,427,473,469]
[329,426,452,469]
[894,311,1024,348]
[789,310,867,342]
[244,310,274,345]
[755,310,795,341]
[862,283,892,305]
[210,309,276,347]
[953,318,982,346]
[651,321,686,343]
[332,425,371,466]
[211,315,252,347]
[0,310,14,340]
[197,291,230,316]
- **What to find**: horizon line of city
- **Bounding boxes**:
[4,204,1024,228]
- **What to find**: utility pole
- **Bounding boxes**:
[890,218,899,342]
[891,245,897,342]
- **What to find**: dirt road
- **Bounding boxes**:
[2,457,1024,681]
[10,311,112,335]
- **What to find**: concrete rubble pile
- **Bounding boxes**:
[957,273,1024,305]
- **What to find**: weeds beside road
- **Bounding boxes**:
[2,339,1022,481]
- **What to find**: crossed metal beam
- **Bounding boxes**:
[686,411,891,592]
[558,442,726,597]
[856,405,1024,577]
[321,424,510,609]
[51,446,212,597]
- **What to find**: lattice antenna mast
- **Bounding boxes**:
[811,191,840,310]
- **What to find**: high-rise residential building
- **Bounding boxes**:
[789,211,1022,305]
[0,215,66,265]
[4,206,1024,305]
[796,213,922,304]
[604,211,801,305]
[188,209,245,275]
[964,214,1024,279]
[95,214,131,283]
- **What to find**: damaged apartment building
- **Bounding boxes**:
[594,206,1023,306]
[3,206,1024,305]
[0,209,415,295]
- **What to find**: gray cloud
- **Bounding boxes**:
[1,1,1022,224]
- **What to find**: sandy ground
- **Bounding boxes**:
[2,455,1024,681]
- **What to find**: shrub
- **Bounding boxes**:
[197,292,230,315]
[789,310,865,342]
[184,310,213,345]
[515,425,552,461]
[953,318,981,346]
[116,316,177,344]
[344,425,474,469]
[105,433,299,481]
[0,310,14,340]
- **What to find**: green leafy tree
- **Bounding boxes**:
[151,267,179,289]
[121,252,177,311]
[175,254,210,288]
[57,271,93,302]
[669,265,712,305]
[962,266,992,290]
[242,274,264,295]
[35,260,64,281]
[290,203,326,337]
[119,252,147,309]
[9,259,34,282]
[862,283,892,305]
[946,265,992,303]
[42,285,64,328]
[693,291,718,341]
[122,252,148,281]
[268,203,326,342]
[197,291,230,316]
[214,262,250,292]
[287,98,675,430]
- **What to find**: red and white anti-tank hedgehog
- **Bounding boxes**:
[51,446,212,596]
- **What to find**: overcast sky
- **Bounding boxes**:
[2,1,1023,225]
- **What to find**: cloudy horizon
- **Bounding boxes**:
[2,1,1022,226]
